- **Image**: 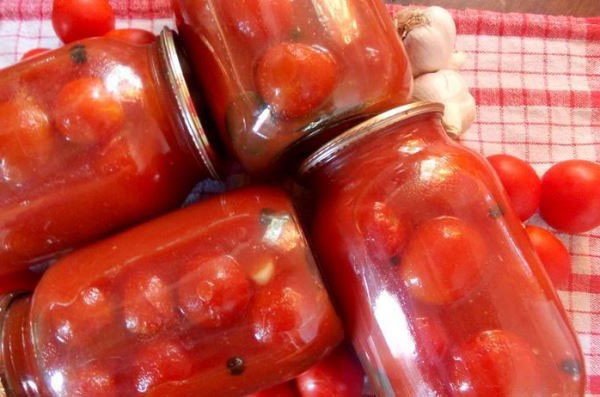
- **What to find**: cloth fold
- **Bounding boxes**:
[0,1,598,395]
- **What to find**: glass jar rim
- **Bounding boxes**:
[158,28,220,179]
[297,101,445,177]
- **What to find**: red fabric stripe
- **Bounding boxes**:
[471,87,593,107]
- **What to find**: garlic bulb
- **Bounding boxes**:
[412,69,476,138]
[395,6,457,77]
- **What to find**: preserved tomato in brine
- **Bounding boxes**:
[174,0,412,174]
[0,187,343,396]
[0,29,219,277]
[300,102,585,396]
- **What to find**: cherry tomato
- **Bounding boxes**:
[247,381,299,397]
[0,96,53,182]
[525,225,571,289]
[357,201,410,265]
[68,361,118,396]
[49,286,113,346]
[399,216,488,305]
[54,77,124,146]
[487,154,541,221]
[255,42,337,119]
[21,48,50,60]
[451,329,541,396]
[105,28,156,45]
[539,160,600,233]
[133,339,192,393]
[122,270,176,336]
[178,254,252,328]
[51,0,115,43]
[250,276,303,344]
[220,0,294,49]
[296,343,364,397]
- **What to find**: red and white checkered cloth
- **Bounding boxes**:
[1,1,599,395]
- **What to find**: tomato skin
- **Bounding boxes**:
[399,216,488,305]
[487,154,541,221]
[539,160,600,233]
[220,0,294,49]
[358,201,410,265]
[178,254,252,328]
[105,29,156,44]
[132,339,192,393]
[21,48,50,60]
[525,225,571,289]
[48,286,113,346]
[68,361,118,396]
[0,96,53,182]
[450,329,541,396]
[255,42,337,119]
[247,381,299,397]
[296,344,364,397]
[51,0,115,43]
[53,77,124,146]
[122,270,176,336]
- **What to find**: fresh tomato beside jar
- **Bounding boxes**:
[0,187,343,396]
[301,102,585,396]
[540,159,600,233]
[173,0,412,174]
[0,29,220,278]
[51,0,116,43]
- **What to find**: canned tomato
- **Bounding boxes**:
[0,29,220,277]
[173,0,412,174]
[299,102,585,396]
[0,186,343,396]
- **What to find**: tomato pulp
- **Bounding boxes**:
[303,103,585,396]
[0,30,218,277]
[0,187,343,396]
[173,0,412,174]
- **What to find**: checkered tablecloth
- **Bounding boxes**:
[1,1,599,395]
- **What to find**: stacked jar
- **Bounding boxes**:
[0,29,219,280]
[0,1,586,396]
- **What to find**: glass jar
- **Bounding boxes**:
[173,0,412,174]
[0,186,343,396]
[0,28,220,277]
[299,102,585,396]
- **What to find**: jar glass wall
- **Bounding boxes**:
[0,187,343,396]
[174,0,412,174]
[0,29,218,277]
[301,103,585,396]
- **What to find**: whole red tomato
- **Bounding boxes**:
[451,329,541,396]
[255,42,337,119]
[399,216,488,305]
[525,225,571,289]
[296,344,364,397]
[105,28,156,44]
[52,0,116,43]
[487,154,541,221]
[21,48,50,60]
[539,160,600,233]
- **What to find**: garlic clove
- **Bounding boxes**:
[447,51,467,70]
[412,69,467,103]
[412,69,476,138]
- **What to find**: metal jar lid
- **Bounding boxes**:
[298,101,445,177]
[157,28,220,179]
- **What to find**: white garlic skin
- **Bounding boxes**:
[412,69,476,137]
[397,6,457,77]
